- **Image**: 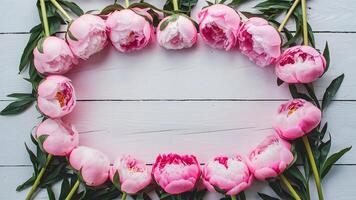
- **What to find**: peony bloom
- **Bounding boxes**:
[37,75,76,118]
[109,155,152,194]
[248,135,294,180]
[273,99,321,140]
[157,14,197,50]
[198,4,240,50]
[275,45,326,83]
[152,153,201,194]
[237,17,281,67]
[106,9,154,52]
[202,156,253,195]
[33,36,77,75]
[36,118,78,156]
[67,14,108,60]
[69,146,110,186]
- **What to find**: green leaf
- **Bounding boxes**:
[100,3,124,15]
[37,37,46,54]
[321,146,352,178]
[47,186,56,200]
[7,93,34,99]
[25,143,39,173]
[37,135,49,152]
[59,178,70,200]
[159,14,178,31]
[16,174,36,191]
[213,185,226,194]
[321,74,344,110]
[19,24,43,72]
[59,0,84,16]
[318,139,331,170]
[277,78,284,86]
[67,29,79,41]
[237,191,246,200]
[258,193,280,200]
[0,98,35,116]
[303,84,320,108]
[163,0,198,16]
[322,42,330,75]
[113,171,121,190]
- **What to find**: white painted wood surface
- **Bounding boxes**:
[0,0,355,199]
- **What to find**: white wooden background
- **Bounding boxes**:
[0,0,355,199]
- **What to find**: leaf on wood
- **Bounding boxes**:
[258,192,280,200]
[277,78,284,86]
[58,0,84,16]
[100,4,124,15]
[322,42,330,75]
[0,98,35,115]
[47,186,56,200]
[321,74,344,110]
[321,146,352,178]
[159,14,178,31]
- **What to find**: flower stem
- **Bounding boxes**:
[50,0,73,22]
[125,0,130,8]
[280,174,302,200]
[301,0,309,45]
[302,136,324,200]
[173,0,179,11]
[121,192,127,200]
[25,154,53,200]
[277,0,300,32]
[39,0,50,37]
[65,179,80,200]
[230,195,237,200]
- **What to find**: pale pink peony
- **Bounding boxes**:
[202,155,253,195]
[152,153,201,194]
[37,75,76,118]
[248,135,294,180]
[109,155,152,194]
[198,4,240,50]
[35,118,78,156]
[67,14,108,60]
[237,17,281,67]
[33,36,77,75]
[273,99,321,140]
[69,146,110,186]
[106,9,154,52]
[275,45,326,83]
[157,14,197,50]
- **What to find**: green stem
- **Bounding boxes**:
[50,0,73,21]
[125,0,130,8]
[173,0,179,11]
[39,0,50,36]
[25,154,53,200]
[280,174,302,200]
[277,0,300,32]
[230,195,237,200]
[121,192,127,200]
[302,136,324,200]
[65,179,80,200]
[301,0,308,45]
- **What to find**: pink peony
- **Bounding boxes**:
[273,99,321,140]
[152,153,201,194]
[198,4,240,50]
[202,155,253,195]
[106,9,154,52]
[33,36,77,75]
[248,135,294,180]
[109,155,152,194]
[35,118,78,156]
[157,14,197,50]
[37,75,76,118]
[275,45,326,83]
[69,146,110,186]
[237,17,281,67]
[67,14,108,60]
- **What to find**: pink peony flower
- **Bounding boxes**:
[69,146,110,186]
[202,155,253,195]
[273,99,321,140]
[36,118,78,156]
[198,4,240,50]
[33,36,77,75]
[248,135,294,180]
[109,155,152,194]
[152,153,201,194]
[67,14,108,60]
[37,75,76,118]
[237,17,281,67]
[275,45,326,83]
[106,9,154,52]
[157,14,197,50]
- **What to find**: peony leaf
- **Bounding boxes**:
[322,42,330,74]
[0,98,34,115]
[47,186,55,200]
[37,37,46,54]
[19,24,43,72]
[59,178,70,200]
[277,78,284,86]
[37,135,49,152]
[321,74,344,110]
[100,4,124,15]
[321,146,352,179]
[16,174,36,191]
[159,14,178,31]
[258,193,280,200]
[113,171,121,190]
[58,0,84,16]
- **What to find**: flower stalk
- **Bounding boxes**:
[25,154,53,200]
[121,192,127,200]
[125,0,130,8]
[277,0,301,32]
[280,174,302,200]
[173,0,179,11]
[231,195,237,200]
[301,0,309,45]
[65,179,80,200]
[50,0,73,22]
[39,0,50,37]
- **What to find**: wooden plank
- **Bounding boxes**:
[0,33,355,100]
[1,0,356,33]
[1,101,354,165]
[1,165,355,200]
